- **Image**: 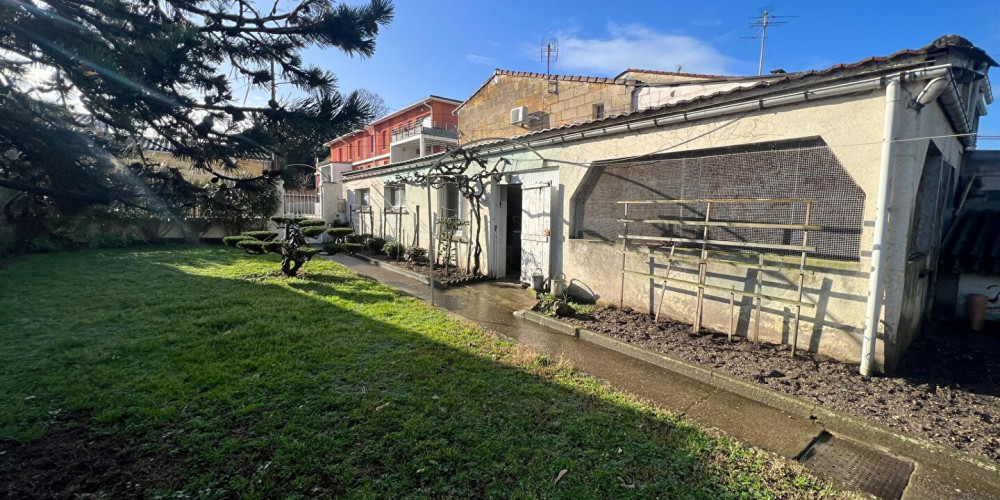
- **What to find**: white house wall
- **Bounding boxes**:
[342,83,969,371]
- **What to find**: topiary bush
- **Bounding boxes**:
[298,219,325,227]
[300,225,326,238]
[326,227,354,241]
[227,219,318,276]
[383,241,405,259]
[405,246,427,263]
[236,239,266,254]
[323,243,344,255]
[342,243,363,254]
[223,235,255,247]
[242,231,278,241]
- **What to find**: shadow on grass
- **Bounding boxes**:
[0,246,835,499]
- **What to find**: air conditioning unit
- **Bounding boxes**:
[510,106,528,125]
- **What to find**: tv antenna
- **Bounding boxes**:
[745,9,796,75]
[541,38,559,76]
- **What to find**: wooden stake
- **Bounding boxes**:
[693,202,712,334]
[754,254,764,345]
[619,203,629,309]
[655,244,676,323]
[791,201,812,357]
[729,290,735,342]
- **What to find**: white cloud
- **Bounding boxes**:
[466,54,498,66]
[550,22,734,76]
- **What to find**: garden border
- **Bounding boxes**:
[517,309,1000,490]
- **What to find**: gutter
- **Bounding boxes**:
[344,65,962,182]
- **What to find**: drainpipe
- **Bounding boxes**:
[859,77,901,377]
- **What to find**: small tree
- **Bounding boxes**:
[224,217,323,276]
[437,215,467,276]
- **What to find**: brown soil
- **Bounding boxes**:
[565,307,1000,464]
[0,423,185,499]
[363,252,486,285]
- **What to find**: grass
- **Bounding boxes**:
[0,246,854,499]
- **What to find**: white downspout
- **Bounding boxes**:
[859,77,900,377]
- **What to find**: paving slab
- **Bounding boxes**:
[683,388,823,459]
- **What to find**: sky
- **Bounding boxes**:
[289,0,1000,133]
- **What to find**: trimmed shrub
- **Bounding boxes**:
[223,235,254,247]
[323,243,344,255]
[242,231,278,241]
[301,226,325,238]
[342,243,363,254]
[405,246,428,263]
[262,241,284,254]
[298,219,325,227]
[236,240,266,254]
[364,236,386,253]
[383,241,405,259]
[326,227,354,240]
[292,247,320,261]
[345,233,368,244]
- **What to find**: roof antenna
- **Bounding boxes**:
[540,38,559,76]
[745,9,796,75]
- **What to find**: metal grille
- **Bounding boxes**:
[798,432,914,500]
[574,140,865,260]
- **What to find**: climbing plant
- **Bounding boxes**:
[393,146,509,275]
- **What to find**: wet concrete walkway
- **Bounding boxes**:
[324,254,1000,500]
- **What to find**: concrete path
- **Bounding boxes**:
[324,254,1000,500]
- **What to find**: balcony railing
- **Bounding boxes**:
[390,120,458,142]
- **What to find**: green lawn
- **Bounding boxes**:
[0,246,852,499]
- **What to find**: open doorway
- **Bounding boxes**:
[505,184,522,278]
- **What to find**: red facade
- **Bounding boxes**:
[327,97,459,170]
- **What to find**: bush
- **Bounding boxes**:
[323,243,344,255]
[345,233,368,244]
[405,246,427,263]
[298,219,325,227]
[262,241,284,254]
[242,231,278,241]
[326,227,354,240]
[301,226,325,238]
[342,243,363,254]
[292,247,320,260]
[223,235,254,247]
[364,236,386,253]
[236,240,266,254]
[383,241,405,259]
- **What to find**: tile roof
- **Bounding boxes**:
[453,69,635,113]
[343,35,996,180]
[940,210,1000,275]
[615,68,731,80]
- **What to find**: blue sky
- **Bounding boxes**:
[295,0,1000,132]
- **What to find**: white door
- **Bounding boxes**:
[520,183,551,282]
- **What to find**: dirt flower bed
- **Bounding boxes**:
[564,307,1000,464]
[362,252,487,286]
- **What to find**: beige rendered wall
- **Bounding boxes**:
[496,91,890,368]
[345,86,963,370]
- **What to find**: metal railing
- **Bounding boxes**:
[390,120,457,141]
[283,191,320,217]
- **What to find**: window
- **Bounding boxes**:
[592,103,605,120]
[381,131,388,151]
[442,183,461,219]
[356,188,370,207]
[385,185,405,210]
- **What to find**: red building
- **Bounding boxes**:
[325,95,460,171]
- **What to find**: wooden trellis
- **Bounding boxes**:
[617,198,821,356]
